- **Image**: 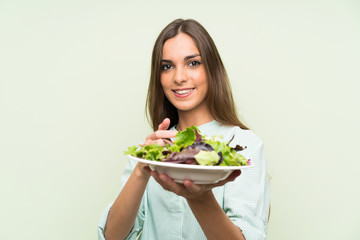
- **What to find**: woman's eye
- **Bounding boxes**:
[189,60,200,67]
[161,64,172,71]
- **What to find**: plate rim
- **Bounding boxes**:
[127,155,254,171]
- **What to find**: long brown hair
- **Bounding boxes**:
[146,19,248,131]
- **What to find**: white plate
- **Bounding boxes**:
[128,155,254,184]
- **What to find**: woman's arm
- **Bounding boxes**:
[104,118,177,240]
[187,131,269,240]
[150,169,245,240]
[186,191,245,240]
[104,163,150,240]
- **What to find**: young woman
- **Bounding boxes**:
[98,19,270,240]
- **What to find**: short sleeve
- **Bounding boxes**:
[97,159,146,240]
[224,130,270,240]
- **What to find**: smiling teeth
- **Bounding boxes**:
[175,89,192,95]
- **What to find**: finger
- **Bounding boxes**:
[147,130,177,141]
[143,166,151,174]
[144,130,177,146]
[214,170,241,187]
[183,179,201,193]
[162,138,173,145]
[158,118,171,131]
[145,138,173,147]
[159,173,183,194]
[153,139,169,147]
[150,171,171,191]
[228,170,241,181]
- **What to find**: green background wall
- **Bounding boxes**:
[1,1,359,239]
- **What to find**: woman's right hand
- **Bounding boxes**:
[144,118,177,146]
[137,118,177,174]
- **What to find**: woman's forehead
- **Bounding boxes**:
[162,33,200,59]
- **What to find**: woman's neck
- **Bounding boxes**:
[176,108,214,131]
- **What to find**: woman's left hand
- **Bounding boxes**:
[148,169,241,200]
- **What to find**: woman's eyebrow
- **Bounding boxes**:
[184,54,201,60]
[161,54,201,63]
[161,59,172,63]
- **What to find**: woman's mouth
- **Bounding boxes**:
[172,88,194,97]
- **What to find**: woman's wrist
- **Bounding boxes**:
[134,163,151,181]
[186,189,214,205]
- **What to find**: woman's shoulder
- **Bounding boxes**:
[230,126,263,143]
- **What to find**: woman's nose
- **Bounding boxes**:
[173,67,187,84]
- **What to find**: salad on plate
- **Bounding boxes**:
[125,126,251,167]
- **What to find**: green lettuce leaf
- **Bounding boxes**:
[174,126,199,147]
[194,150,220,166]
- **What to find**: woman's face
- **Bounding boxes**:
[160,33,208,114]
